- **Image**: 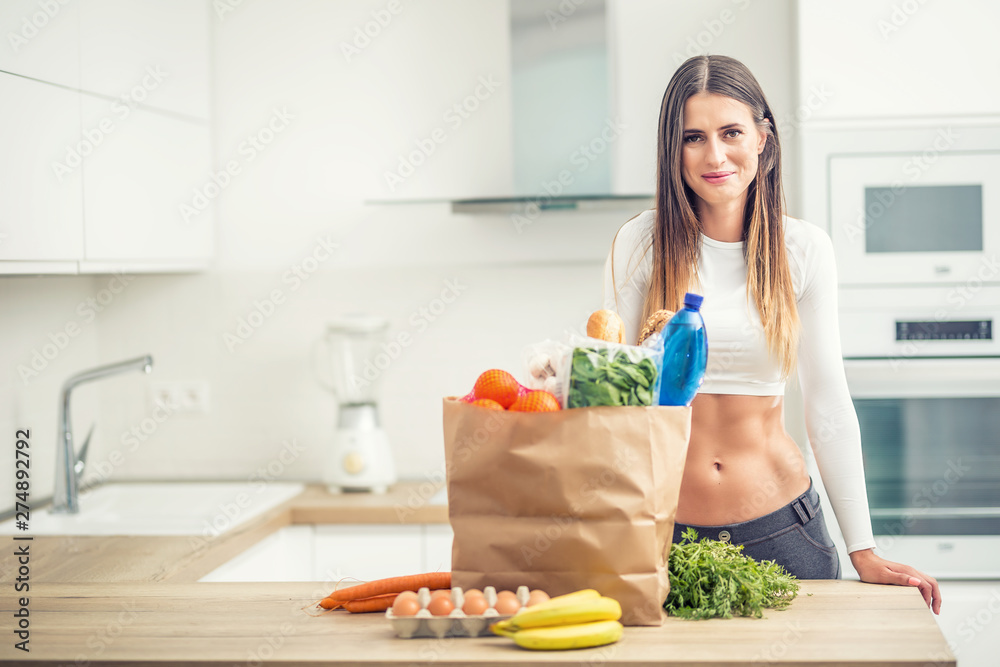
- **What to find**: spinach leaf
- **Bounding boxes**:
[568,345,659,408]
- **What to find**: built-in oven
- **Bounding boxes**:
[836,286,1000,579]
[806,123,1000,667]
[844,356,1000,578]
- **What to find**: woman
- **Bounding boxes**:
[603,55,941,613]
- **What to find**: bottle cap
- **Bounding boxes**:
[683,292,704,309]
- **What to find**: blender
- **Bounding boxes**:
[318,315,397,494]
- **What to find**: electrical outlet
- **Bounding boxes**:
[150,381,210,414]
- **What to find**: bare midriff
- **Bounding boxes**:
[675,393,811,526]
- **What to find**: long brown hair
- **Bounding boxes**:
[627,55,799,377]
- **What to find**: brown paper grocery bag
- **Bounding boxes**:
[442,397,691,626]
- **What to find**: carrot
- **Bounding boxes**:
[343,594,397,613]
[321,572,451,603]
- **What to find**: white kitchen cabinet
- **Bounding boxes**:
[0,0,81,88]
[199,525,316,583]
[423,523,454,573]
[78,0,211,120]
[200,523,450,583]
[79,96,213,269]
[0,0,213,275]
[0,72,82,273]
[796,0,1000,120]
[934,581,1000,667]
[313,525,424,583]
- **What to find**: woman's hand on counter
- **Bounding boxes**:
[849,548,941,615]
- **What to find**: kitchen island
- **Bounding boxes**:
[0,484,954,666]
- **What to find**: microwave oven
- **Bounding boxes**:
[828,150,1000,286]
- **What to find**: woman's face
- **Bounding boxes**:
[680,92,767,213]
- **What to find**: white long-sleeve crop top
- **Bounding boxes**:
[602,209,876,553]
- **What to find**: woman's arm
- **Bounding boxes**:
[794,226,875,555]
[795,223,940,613]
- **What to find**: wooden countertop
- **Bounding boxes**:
[0,483,447,584]
[0,482,955,665]
[1,581,953,666]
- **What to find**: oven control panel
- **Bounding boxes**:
[895,319,993,341]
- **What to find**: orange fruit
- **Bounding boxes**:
[509,390,561,412]
[472,369,523,409]
[470,398,505,411]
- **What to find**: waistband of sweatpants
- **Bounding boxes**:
[674,478,822,544]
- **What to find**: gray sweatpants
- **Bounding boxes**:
[672,479,842,579]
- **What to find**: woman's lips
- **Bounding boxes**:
[701,172,734,184]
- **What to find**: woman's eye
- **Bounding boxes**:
[724,129,743,139]
[683,134,702,143]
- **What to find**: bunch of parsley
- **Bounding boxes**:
[664,527,800,619]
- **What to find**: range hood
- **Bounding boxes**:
[454,0,643,214]
[397,0,653,215]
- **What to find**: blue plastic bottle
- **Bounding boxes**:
[657,292,708,406]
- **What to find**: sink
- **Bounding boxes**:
[0,482,304,536]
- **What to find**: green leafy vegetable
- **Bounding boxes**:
[664,527,799,619]
[567,345,660,408]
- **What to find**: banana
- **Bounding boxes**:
[491,595,621,637]
[504,619,624,651]
[526,588,601,610]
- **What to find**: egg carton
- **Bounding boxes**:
[386,585,530,639]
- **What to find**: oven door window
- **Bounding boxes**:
[857,397,1000,535]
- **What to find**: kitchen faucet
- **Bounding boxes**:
[51,355,154,514]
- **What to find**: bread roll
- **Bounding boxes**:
[637,309,675,345]
[586,309,625,344]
